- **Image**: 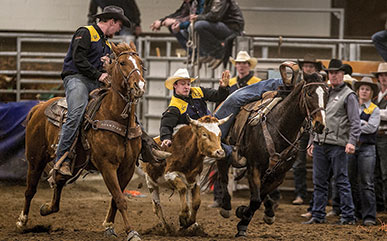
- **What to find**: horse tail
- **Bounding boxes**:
[23,103,41,126]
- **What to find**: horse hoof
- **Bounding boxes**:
[263,214,275,225]
[104,227,118,237]
[127,230,141,241]
[235,230,247,237]
[16,212,28,231]
[179,215,189,228]
[219,208,230,218]
[235,205,248,219]
[40,203,55,216]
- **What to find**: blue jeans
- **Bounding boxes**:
[375,135,387,211]
[214,78,283,140]
[55,74,103,163]
[194,20,235,59]
[348,144,376,222]
[312,143,355,222]
[372,30,387,61]
[293,131,309,199]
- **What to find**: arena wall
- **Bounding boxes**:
[0,0,331,36]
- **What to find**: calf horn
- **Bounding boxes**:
[152,148,172,159]
[218,114,233,125]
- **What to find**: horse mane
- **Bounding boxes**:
[105,42,133,74]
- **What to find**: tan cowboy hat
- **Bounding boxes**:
[297,54,323,71]
[343,74,357,90]
[372,62,387,77]
[354,77,379,98]
[94,5,131,27]
[165,68,197,90]
[229,51,257,69]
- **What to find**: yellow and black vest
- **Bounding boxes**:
[359,102,378,144]
[228,75,261,94]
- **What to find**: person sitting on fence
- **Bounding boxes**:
[372,18,387,61]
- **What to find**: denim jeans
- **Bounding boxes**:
[194,20,235,59]
[348,144,376,222]
[55,74,103,163]
[372,30,387,61]
[293,131,309,199]
[214,78,283,140]
[312,143,355,222]
[375,135,387,211]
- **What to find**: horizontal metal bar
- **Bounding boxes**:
[19,70,61,76]
[21,52,66,57]
[21,79,62,84]
[252,37,372,44]
[0,89,64,94]
[20,37,71,43]
[21,58,64,63]
[239,7,343,14]
[0,70,17,75]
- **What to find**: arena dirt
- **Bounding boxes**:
[1,174,386,241]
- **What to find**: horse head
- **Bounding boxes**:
[187,115,231,159]
[109,42,146,101]
[300,72,328,134]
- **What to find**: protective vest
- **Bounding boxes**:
[62,25,112,77]
[359,102,378,144]
[315,85,354,146]
[228,75,261,94]
[168,87,210,122]
[377,94,387,135]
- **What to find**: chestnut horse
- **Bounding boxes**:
[216,70,328,237]
[16,42,145,241]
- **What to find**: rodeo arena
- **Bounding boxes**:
[2,0,387,240]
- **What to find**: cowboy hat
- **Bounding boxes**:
[372,62,387,77]
[354,76,379,98]
[94,5,131,27]
[343,74,357,90]
[229,51,257,69]
[165,68,197,90]
[324,59,351,74]
[297,54,322,71]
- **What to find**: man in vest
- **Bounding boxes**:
[373,62,387,213]
[160,68,229,148]
[348,77,380,226]
[304,59,360,225]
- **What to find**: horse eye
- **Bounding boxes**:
[307,92,313,97]
[202,132,208,138]
[120,62,126,66]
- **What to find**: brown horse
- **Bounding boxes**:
[16,42,145,241]
[216,70,328,237]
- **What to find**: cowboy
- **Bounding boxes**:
[293,54,323,206]
[160,68,229,148]
[348,77,380,226]
[56,6,131,176]
[227,51,261,94]
[304,59,360,225]
[372,62,387,213]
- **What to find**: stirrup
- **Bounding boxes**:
[58,162,72,176]
[231,147,247,168]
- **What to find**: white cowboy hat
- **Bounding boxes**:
[165,68,197,90]
[229,51,257,69]
[343,74,357,90]
[353,76,379,98]
[372,62,387,77]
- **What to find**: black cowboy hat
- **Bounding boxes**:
[94,5,131,28]
[324,59,351,74]
[297,54,323,71]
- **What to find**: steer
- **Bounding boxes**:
[142,115,230,230]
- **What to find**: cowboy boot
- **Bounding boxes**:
[231,146,247,168]
[141,131,171,163]
[58,161,72,176]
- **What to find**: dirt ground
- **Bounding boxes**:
[1,174,387,241]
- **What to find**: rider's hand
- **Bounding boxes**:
[219,70,230,87]
[99,73,109,85]
[150,20,162,31]
[162,18,176,27]
[161,139,172,148]
[100,54,110,68]
[171,22,180,33]
[190,14,198,21]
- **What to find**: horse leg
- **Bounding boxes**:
[100,166,140,240]
[16,159,47,230]
[165,173,189,228]
[235,167,262,237]
[216,159,232,218]
[145,175,169,230]
[263,195,276,225]
[186,183,201,228]
[40,176,66,216]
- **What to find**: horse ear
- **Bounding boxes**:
[129,41,137,52]
[218,114,233,126]
[111,42,119,55]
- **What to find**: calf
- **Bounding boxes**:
[142,115,230,229]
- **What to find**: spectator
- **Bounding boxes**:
[348,77,380,226]
[209,51,261,208]
[304,59,360,225]
[292,54,322,206]
[56,6,130,175]
[88,0,141,42]
[191,0,244,69]
[150,0,204,55]
[159,68,229,148]
[372,18,387,61]
[372,62,387,212]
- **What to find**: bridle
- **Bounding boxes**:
[112,50,144,119]
[300,81,328,125]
